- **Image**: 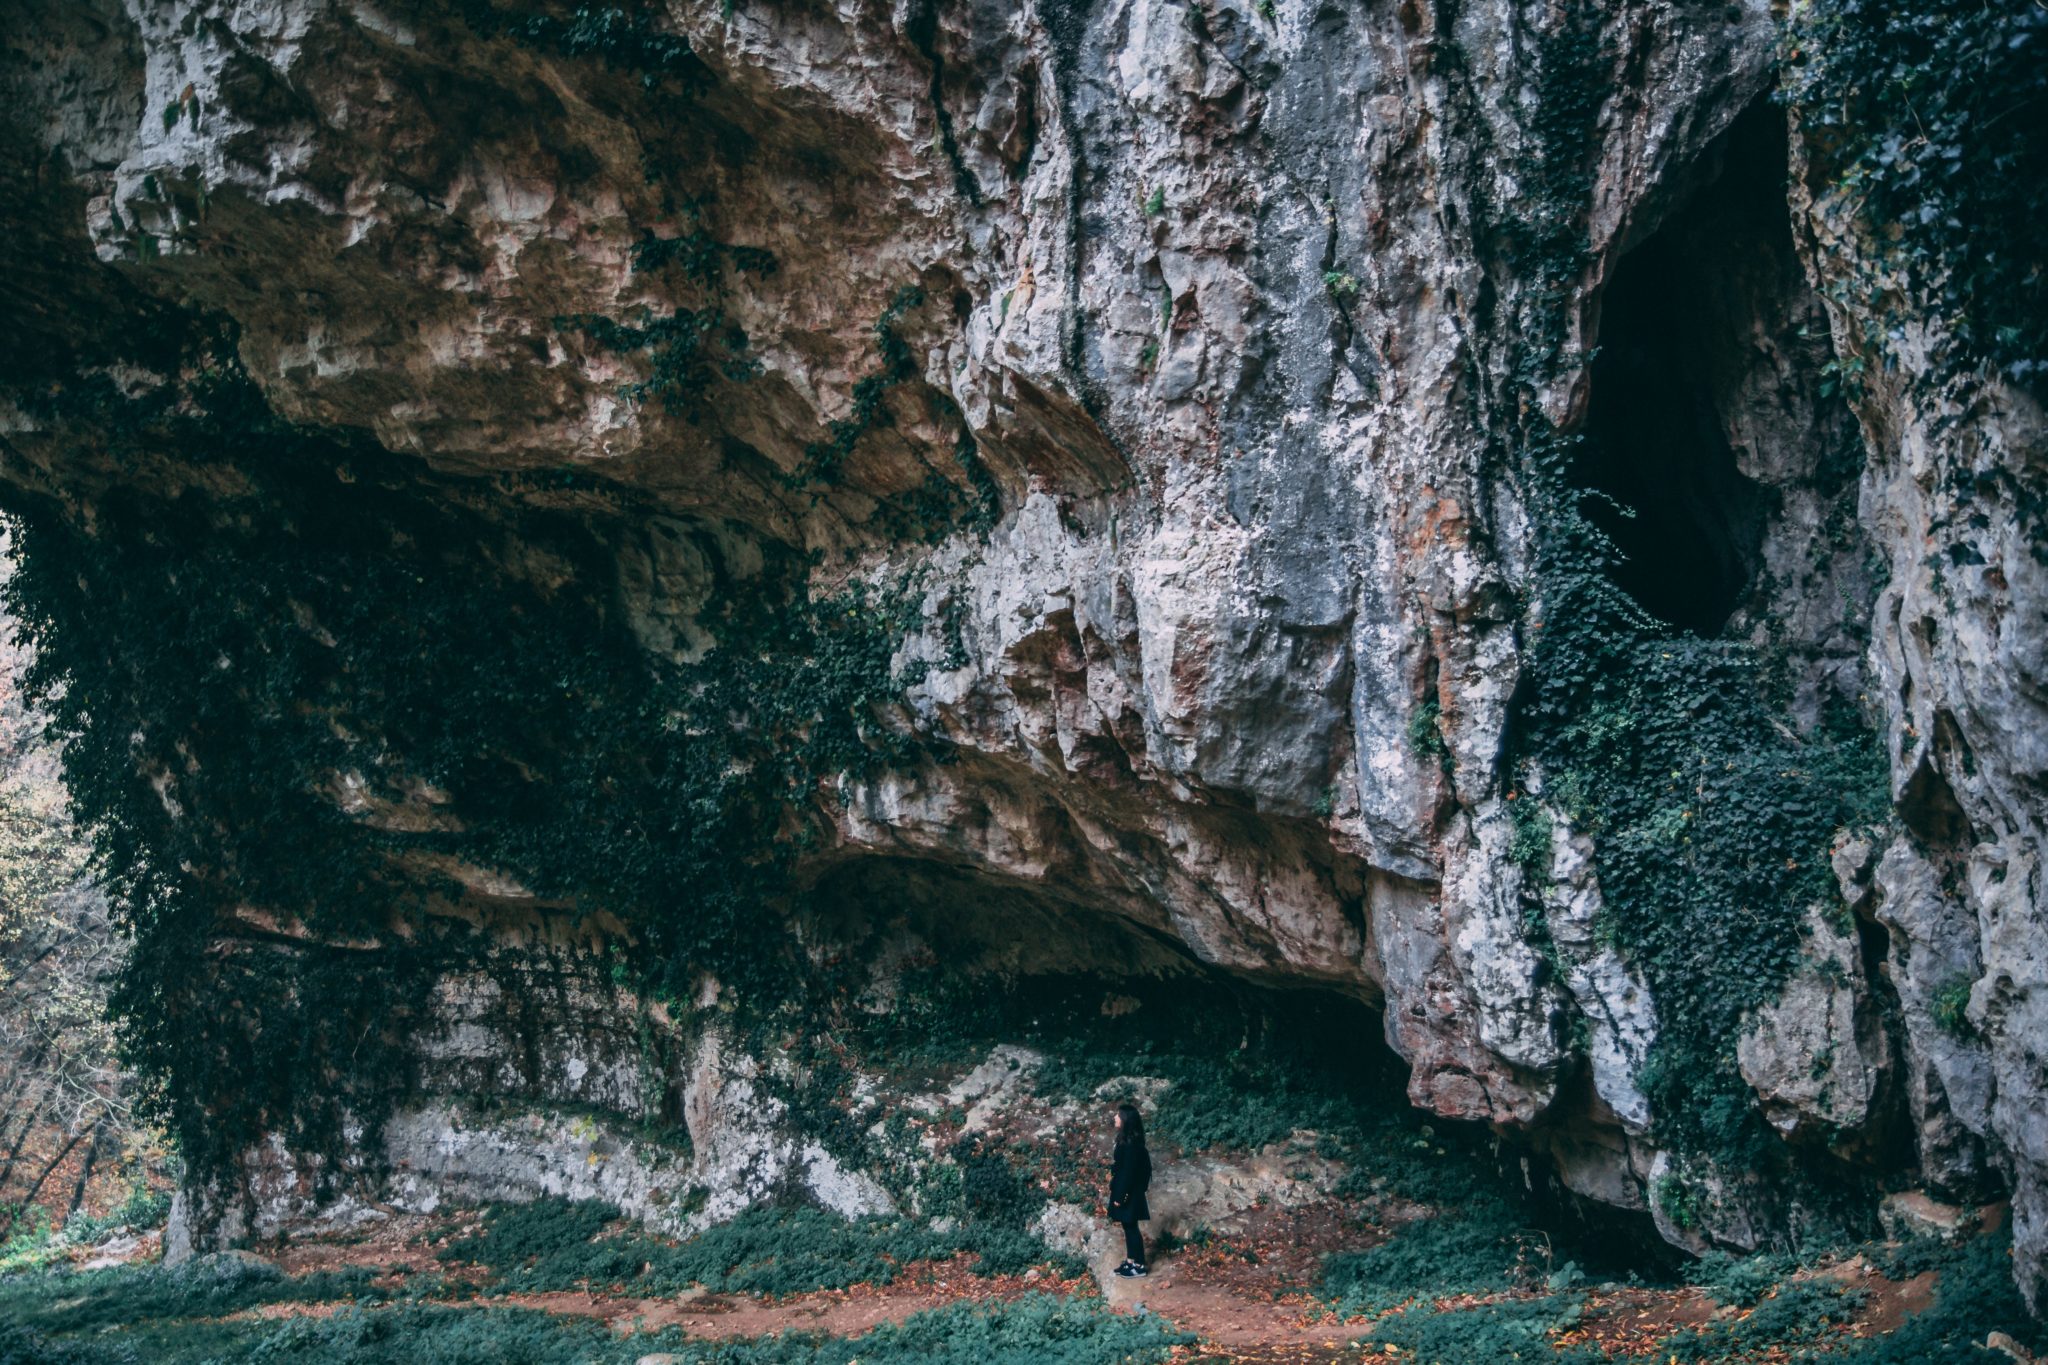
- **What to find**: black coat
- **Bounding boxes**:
[1108,1140,1151,1223]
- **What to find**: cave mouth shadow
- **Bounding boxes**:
[798,853,1680,1277]
[1574,102,1793,637]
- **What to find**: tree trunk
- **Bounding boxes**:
[0,1124,86,1237]
[0,1087,48,1197]
[63,1118,110,1223]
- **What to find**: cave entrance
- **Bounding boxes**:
[798,855,1654,1258]
[1576,103,1788,635]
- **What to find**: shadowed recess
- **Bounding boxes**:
[1575,105,1791,636]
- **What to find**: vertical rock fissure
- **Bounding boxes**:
[904,0,982,207]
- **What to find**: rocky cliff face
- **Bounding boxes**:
[1,0,2042,1308]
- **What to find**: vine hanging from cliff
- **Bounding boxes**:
[0,313,945,1180]
[1782,0,2048,393]
[455,1,711,95]
[1442,3,1892,1180]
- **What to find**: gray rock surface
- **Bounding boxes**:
[1792,117,2048,1294]
[1736,902,1890,1144]
[0,0,2041,1303]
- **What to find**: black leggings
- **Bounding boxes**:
[1120,1219,1146,1266]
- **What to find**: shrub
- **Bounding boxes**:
[1689,1249,1797,1308]
[0,1206,59,1276]
[1930,975,1975,1038]
[1406,697,1451,773]
[1319,1201,1533,1317]
[62,1185,172,1246]
[1357,1295,1606,1365]
[1659,1276,1866,1361]
[1506,795,1554,877]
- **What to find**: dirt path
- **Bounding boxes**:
[251,1222,1373,1358]
[168,1209,1959,1364]
[1102,1255,1357,1352]
[245,1256,1377,1362]
[252,1274,1073,1340]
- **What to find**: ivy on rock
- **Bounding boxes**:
[0,319,943,1184]
[1438,5,1893,1187]
[1782,0,2048,392]
[454,1,711,95]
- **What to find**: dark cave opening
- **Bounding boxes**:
[800,854,1674,1273]
[1576,104,1789,636]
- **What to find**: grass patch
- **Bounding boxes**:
[9,1302,621,1365]
[0,1254,386,1339]
[438,1199,1081,1297]
[676,1292,1197,1363]
[1326,1225,2048,1364]
[1798,1230,2042,1364]
[1356,1294,1605,1364]
[1659,1275,1866,1361]
[1318,1198,1541,1317]
[1672,1231,2043,1362]
[0,1289,1189,1364]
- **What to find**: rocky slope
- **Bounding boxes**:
[0,0,2041,1309]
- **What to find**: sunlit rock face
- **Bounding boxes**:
[1,0,2042,1302]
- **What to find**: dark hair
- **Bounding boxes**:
[1114,1102,1146,1149]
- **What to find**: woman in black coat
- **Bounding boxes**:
[1107,1102,1152,1277]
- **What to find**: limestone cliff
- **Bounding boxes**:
[0,0,2042,1307]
